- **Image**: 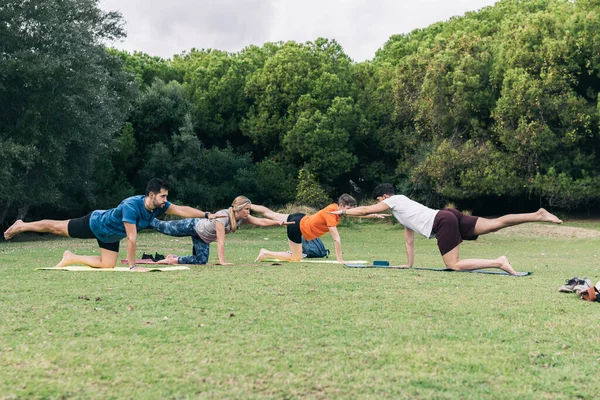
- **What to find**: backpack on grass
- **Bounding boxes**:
[301,237,330,258]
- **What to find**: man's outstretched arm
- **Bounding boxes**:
[166,204,226,219]
[329,202,390,216]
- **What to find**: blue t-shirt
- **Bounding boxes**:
[89,195,171,243]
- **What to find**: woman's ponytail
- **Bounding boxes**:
[228,195,251,233]
[228,206,238,232]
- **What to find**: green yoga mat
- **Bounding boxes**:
[36,266,190,272]
[414,267,531,276]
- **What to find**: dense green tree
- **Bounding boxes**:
[5,0,600,218]
[127,78,193,184]
[173,49,256,149]
[252,159,297,206]
[348,61,403,191]
[375,0,600,209]
[492,0,600,206]
[0,0,134,224]
[283,96,358,184]
[241,39,354,160]
[140,114,261,209]
[295,169,331,208]
[112,49,184,88]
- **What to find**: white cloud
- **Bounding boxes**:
[99,0,498,61]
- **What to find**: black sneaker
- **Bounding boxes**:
[559,277,588,293]
[153,253,165,262]
[141,252,154,260]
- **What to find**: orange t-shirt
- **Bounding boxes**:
[299,204,341,241]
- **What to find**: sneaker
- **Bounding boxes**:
[559,277,588,293]
[141,252,154,260]
[574,278,593,295]
[153,252,165,261]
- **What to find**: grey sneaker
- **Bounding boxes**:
[559,277,588,293]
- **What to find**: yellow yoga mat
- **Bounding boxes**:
[36,266,190,272]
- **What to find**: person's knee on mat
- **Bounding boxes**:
[443,260,462,270]
[97,263,116,269]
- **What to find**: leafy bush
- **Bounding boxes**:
[295,169,331,208]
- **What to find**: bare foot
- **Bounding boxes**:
[52,250,75,268]
[497,256,519,275]
[155,254,178,264]
[254,249,268,262]
[538,208,562,224]
[4,220,24,240]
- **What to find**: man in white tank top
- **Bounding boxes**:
[330,183,563,275]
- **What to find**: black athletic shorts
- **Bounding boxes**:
[431,208,479,256]
[286,213,305,244]
[67,212,120,253]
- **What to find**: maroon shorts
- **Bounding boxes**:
[431,208,479,256]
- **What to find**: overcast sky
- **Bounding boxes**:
[98,0,498,62]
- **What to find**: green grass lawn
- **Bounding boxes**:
[1,219,600,399]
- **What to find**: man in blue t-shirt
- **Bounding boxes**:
[4,178,223,272]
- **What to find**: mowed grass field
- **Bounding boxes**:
[1,218,600,399]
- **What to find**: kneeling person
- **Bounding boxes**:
[330,183,563,275]
[3,179,221,271]
[151,196,293,265]
[253,194,384,263]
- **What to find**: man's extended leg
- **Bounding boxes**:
[4,219,69,240]
[250,205,289,222]
[52,248,119,269]
[441,245,518,275]
[473,208,562,235]
[255,240,303,262]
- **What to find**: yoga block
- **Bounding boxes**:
[373,260,390,266]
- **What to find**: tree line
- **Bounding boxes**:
[2,0,600,228]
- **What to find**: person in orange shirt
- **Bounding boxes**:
[253,194,385,263]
